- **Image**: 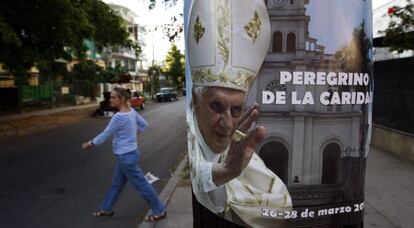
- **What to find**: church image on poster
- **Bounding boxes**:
[247,0,372,226]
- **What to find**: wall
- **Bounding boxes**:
[371,124,414,162]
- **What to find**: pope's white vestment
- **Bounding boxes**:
[188,108,292,228]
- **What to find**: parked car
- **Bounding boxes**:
[130,93,145,110]
[155,87,178,102]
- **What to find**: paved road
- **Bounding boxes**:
[0,99,186,228]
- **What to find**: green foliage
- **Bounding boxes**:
[0,0,134,76]
[101,64,130,84]
[148,0,178,10]
[69,60,131,95]
[148,65,162,98]
[146,0,183,42]
[69,60,103,85]
[81,0,131,50]
[162,15,184,42]
[382,0,414,53]
[163,44,185,89]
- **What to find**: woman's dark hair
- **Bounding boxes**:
[113,87,131,101]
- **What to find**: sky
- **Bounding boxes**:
[102,0,409,65]
[182,0,391,103]
[306,0,373,54]
[102,0,184,67]
[306,0,412,54]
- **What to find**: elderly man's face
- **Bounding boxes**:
[194,87,245,153]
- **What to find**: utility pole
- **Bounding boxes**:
[152,41,155,67]
[150,68,155,101]
[149,25,156,101]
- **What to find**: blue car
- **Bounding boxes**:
[156,87,178,102]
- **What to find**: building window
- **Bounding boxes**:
[266,79,286,92]
[321,143,341,184]
[290,0,294,4]
[287,33,296,52]
[259,141,289,184]
[272,31,283,52]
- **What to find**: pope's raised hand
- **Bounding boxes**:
[212,103,266,186]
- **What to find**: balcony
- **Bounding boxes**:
[265,50,323,63]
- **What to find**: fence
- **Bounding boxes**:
[0,75,106,114]
[21,83,53,108]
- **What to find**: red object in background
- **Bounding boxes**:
[130,95,145,110]
[388,7,396,15]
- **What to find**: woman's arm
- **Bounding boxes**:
[91,115,124,146]
[135,112,149,133]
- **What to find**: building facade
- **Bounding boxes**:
[103,4,148,93]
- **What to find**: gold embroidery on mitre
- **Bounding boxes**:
[244,11,262,43]
[192,69,254,91]
[217,0,230,66]
[194,15,205,44]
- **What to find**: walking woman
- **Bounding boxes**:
[82,87,166,222]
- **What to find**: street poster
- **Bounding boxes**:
[185,0,373,227]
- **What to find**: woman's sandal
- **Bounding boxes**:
[92,210,114,217]
[144,211,167,222]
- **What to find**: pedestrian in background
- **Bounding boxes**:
[82,87,166,222]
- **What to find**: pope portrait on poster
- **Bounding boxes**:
[185,0,373,227]
[186,0,293,227]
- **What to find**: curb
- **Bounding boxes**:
[137,154,189,228]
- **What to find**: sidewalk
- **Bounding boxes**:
[138,146,414,228]
[138,155,192,228]
[364,146,414,228]
[0,104,98,139]
[0,103,98,122]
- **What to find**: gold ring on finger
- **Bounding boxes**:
[232,130,246,142]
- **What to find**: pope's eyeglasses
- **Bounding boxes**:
[208,101,243,118]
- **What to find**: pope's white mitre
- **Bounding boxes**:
[188,0,271,92]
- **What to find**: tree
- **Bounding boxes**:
[334,22,373,154]
[101,64,130,84]
[69,60,132,97]
[382,0,414,53]
[0,0,134,78]
[148,0,179,10]
[334,21,372,74]
[70,61,102,84]
[146,0,183,42]
[69,60,103,97]
[163,44,185,89]
[148,65,162,99]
